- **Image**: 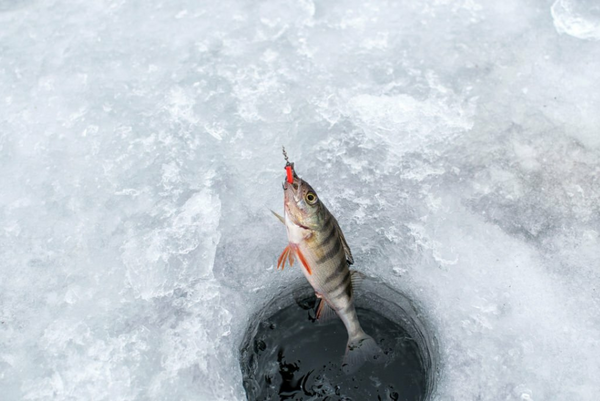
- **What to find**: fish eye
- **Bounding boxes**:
[305,192,318,204]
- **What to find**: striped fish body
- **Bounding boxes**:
[285,204,363,339]
[278,173,383,372]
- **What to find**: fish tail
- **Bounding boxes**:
[342,331,386,374]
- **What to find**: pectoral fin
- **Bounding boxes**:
[295,248,312,275]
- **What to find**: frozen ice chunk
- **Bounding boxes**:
[346,93,475,155]
[551,0,600,40]
[121,189,221,299]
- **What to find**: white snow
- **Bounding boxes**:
[1,0,599,400]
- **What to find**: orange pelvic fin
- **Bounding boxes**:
[277,246,290,270]
[295,248,312,275]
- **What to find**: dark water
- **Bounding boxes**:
[240,283,431,401]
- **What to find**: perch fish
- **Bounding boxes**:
[273,152,384,373]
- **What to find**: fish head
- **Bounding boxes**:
[283,174,322,229]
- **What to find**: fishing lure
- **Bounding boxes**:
[282,146,294,184]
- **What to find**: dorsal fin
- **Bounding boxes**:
[350,270,365,289]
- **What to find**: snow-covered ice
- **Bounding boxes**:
[552,0,600,40]
[1,0,599,400]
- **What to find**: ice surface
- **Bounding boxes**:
[552,0,600,40]
[1,0,599,400]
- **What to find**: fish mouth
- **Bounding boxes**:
[283,173,310,229]
[283,189,310,230]
[283,178,303,203]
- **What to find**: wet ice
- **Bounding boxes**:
[1,0,599,400]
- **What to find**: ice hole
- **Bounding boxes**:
[240,277,438,400]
